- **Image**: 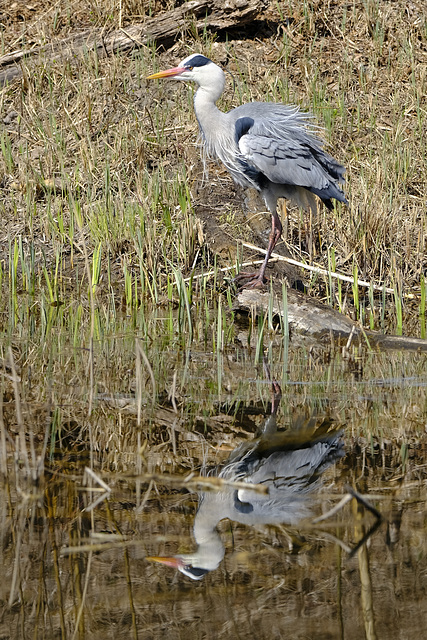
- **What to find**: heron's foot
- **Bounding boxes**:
[234,271,266,290]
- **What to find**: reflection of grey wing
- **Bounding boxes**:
[238,434,344,486]
[235,436,344,525]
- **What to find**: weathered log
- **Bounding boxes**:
[0,0,266,86]
[235,288,427,351]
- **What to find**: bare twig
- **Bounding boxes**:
[241,242,395,294]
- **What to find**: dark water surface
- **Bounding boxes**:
[1,328,426,639]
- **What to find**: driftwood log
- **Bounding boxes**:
[235,288,427,352]
[0,0,266,85]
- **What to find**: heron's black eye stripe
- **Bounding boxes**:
[185,566,209,578]
[185,54,210,68]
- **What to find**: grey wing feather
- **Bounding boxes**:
[232,106,347,203]
[239,134,330,189]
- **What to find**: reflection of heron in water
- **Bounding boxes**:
[148,380,344,580]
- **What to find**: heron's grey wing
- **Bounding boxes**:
[239,134,338,192]
[235,115,347,203]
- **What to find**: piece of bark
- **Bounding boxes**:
[235,288,427,351]
[0,0,266,86]
[236,288,359,338]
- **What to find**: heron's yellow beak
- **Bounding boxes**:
[147,66,185,80]
[146,555,183,568]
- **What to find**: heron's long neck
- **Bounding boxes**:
[193,492,224,542]
[194,86,227,152]
[191,494,226,570]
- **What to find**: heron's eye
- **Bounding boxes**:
[187,66,193,71]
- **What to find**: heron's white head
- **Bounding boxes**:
[147,53,225,100]
[146,524,225,580]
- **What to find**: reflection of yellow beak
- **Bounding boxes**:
[146,555,183,569]
[146,67,185,80]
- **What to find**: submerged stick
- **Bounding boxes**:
[124,471,269,495]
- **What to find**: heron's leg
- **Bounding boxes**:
[304,207,315,259]
[256,209,283,283]
[263,357,282,415]
[261,361,282,435]
[234,210,282,288]
[280,200,288,241]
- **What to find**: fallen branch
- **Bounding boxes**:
[241,241,395,294]
[1,0,266,85]
[235,287,427,351]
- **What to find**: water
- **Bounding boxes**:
[0,321,426,639]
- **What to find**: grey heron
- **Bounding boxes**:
[147,381,344,580]
[147,53,348,287]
